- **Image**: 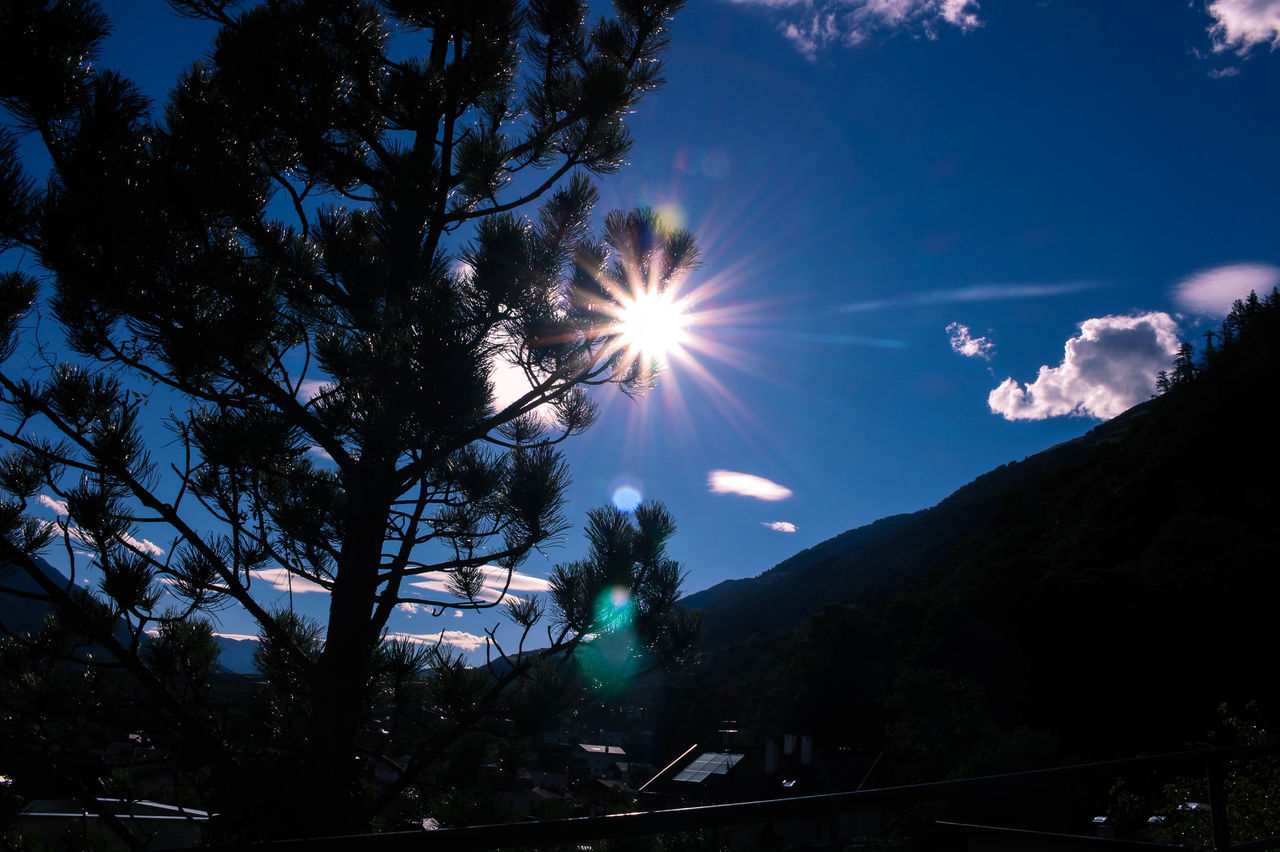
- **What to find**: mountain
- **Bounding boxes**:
[0,555,64,636]
[682,293,1280,761]
[214,635,261,674]
[684,400,1155,653]
[0,558,261,674]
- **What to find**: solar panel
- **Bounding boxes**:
[672,752,744,783]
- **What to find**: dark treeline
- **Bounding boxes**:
[1158,287,1280,392]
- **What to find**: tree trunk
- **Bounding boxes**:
[305,479,386,835]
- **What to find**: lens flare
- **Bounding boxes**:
[578,585,642,695]
[611,483,642,512]
[593,585,634,631]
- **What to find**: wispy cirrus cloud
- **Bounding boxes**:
[408,566,552,606]
[834,281,1098,314]
[725,0,981,57]
[763,521,798,533]
[1172,262,1280,316]
[989,312,1180,421]
[708,470,794,501]
[1206,0,1280,55]
[946,322,995,360]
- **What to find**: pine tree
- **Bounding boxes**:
[0,0,693,838]
[1172,341,1197,386]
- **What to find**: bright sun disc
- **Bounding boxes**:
[616,289,689,362]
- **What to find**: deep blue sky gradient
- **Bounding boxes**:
[17,0,1280,656]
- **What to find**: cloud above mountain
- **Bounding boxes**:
[1172,262,1280,316]
[763,521,798,532]
[989,312,1181,421]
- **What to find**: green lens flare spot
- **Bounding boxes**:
[593,585,634,631]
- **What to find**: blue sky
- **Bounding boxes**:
[19,0,1280,657]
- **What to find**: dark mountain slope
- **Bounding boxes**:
[687,292,1280,764]
[686,400,1156,653]
[0,556,65,636]
[1,558,262,673]
[897,306,1280,753]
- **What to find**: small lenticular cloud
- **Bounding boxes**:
[763,521,797,533]
[946,322,995,360]
[708,470,793,501]
[1172,263,1280,316]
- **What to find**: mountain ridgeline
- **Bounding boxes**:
[684,291,1280,771]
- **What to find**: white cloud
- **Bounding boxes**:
[126,536,164,557]
[946,322,995,360]
[1208,65,1242,78]
[488,327,556,422]
[408,565,552,605]
[763,521,798,533]
[1207,0,1280,54]
[989,312,1181,421]
[308,445,335,462]
[708,470,794,501]
[296,379,329,402]
[252,567,329,594]
[38,494,166,557]
[386,630,488,653]
[490,357,552,420]
[212,632,259,643]
[941,0,980,29]
[835,281,1097,313]
[1172,262,1280,316]
[38,494,68,515]
[728,0,981,56]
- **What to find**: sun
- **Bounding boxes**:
[614,286,690,363]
